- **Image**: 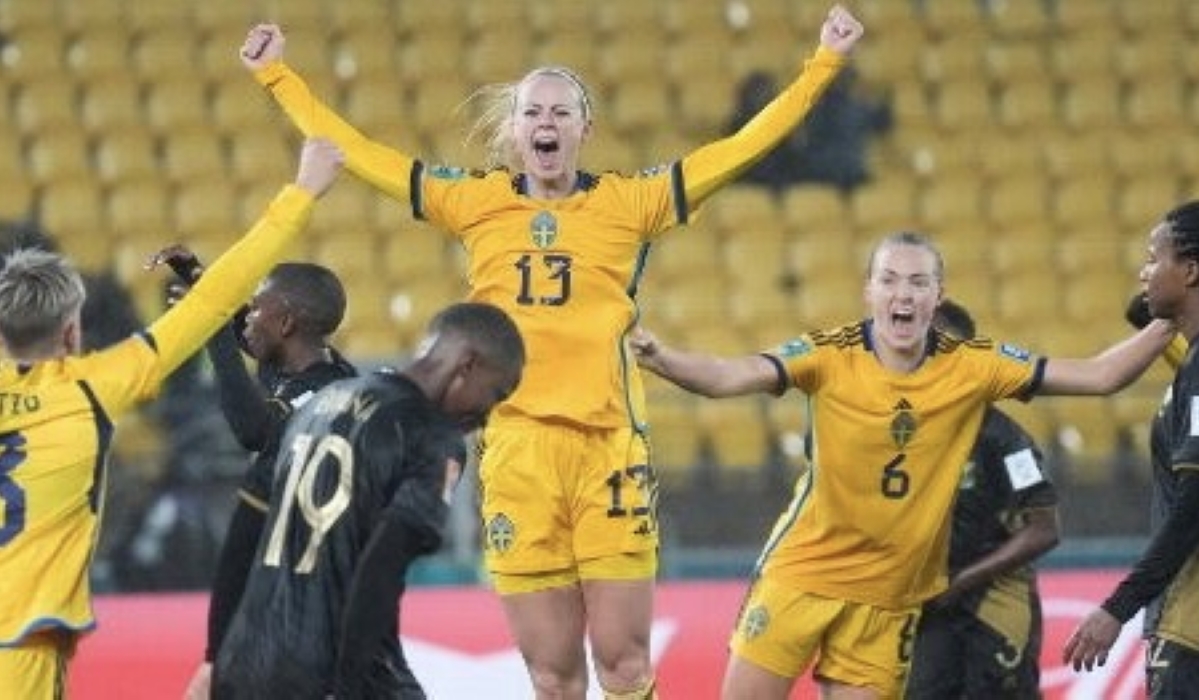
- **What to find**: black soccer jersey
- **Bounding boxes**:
[214,372,467,699]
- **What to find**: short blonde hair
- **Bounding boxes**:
[0,248,87,355]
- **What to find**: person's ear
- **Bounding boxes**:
[62,317,82,354]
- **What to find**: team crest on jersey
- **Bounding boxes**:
[740,605,770,640]
[998,343,1032,362]
[530,211,558,248]
[775,338,812,358]
[426,164,468,180]
[890,398,916,449]
[485,513,516,554]
[637,163,670,178]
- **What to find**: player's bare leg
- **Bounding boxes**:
[501,585,589,699]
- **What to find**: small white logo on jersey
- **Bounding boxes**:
[1004,447,1043,490]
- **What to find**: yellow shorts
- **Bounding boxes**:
[730,577,917,697]
[479,419,659,586]
[0,629,74,700]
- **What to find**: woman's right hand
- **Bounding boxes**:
[240,23,285,71]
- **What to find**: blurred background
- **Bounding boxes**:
[0,0,1187,591]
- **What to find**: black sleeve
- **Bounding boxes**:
[1102,468,1199,622]
[330,508,429,698]
[205,324,280,451]
[204,498,267,662]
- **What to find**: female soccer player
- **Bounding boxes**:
[238,7,863,698]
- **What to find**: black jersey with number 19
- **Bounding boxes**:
[214,371,467,699]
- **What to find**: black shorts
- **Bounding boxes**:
[906,605,1041,699]
[1147,636,1199,700]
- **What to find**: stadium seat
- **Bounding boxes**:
[596,35,665,90]
[1062,267,1129,325]
[123,0,194,34]
[1048,33,1115,83]
[1116,175,1182,231]
[106,177,172,243]
[1049,397,1119,485]
[161,128,227,184]
[1059,78,1122,132]
[1,178,34,223]
[0,25,66,82]
[933,79,993,134]
[210,80,275,135]
[697,399,771,481]
[1041,130,1112,180]
[1124,81,1187,130]
[410,75,472,138]
[172,175,240,241]
[79,78,145,136]
[327,2,391,35]
[311,230,380,282]
[466,33,534,85]
[12,80,79,134]
[191,2,253,38]
[534,32,600,84]
[609,77,674,137]
[984,173,1051,232]
[380,222,453,283]
[796,274,868,329]
[59,0,125,36]
[849,179,918,235]
[1050,174,1117,230]
[918,177,985,231]
[330,28,397,81]
[919,0,985,39]
[917,35,986,85]
[131,27,199,83]
[37,177,106,247]
[1114,2,1183,37]
[144,81,210,134]
[702,184,781,237]
[94,130,159,184]
[993,269,1060,327]
[780,186,850,237]
[983,40,1048,86]
[654,275,729,332]
[225,130,292,187]
[644,392,704,488]
[995,81,1057,131]
[26,128,93,185]
[67,28,132,82]
[984,0,1052,38]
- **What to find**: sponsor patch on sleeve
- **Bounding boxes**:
[999,343,1032,363]
[426,164,468,180]
[1004,447,1044,490]
[775,338,812,359]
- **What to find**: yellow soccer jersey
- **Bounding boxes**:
[757,321,1045,609]
[0,186,313,646]
[252,47,845,428]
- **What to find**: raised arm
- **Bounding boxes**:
[145,139,342,377]
[680,5,862,208]
[241,24,415,202]
[1039,319,1177,395]
[630,326,781,398]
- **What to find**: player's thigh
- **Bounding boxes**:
[0,631,71,700]
[580,569,655,666]
[817,599,919,698]
[498,584,589,674]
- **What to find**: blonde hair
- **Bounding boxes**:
[0,248,87,355]
[467,66,594,171]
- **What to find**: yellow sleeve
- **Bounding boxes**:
[1164,334,1188,370]
[146,185,314,378]
[680,46,846,207]
[254,62,415,202]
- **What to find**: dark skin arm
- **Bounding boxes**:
[927,507,1060,607]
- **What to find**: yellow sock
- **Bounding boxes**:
[602,678,657,700]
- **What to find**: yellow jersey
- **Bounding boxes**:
[252,48,845,428]
[0,187,313,646]
[760,321,1043,609]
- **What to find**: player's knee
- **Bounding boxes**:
[602,677,657,700]
[528,666,588,699]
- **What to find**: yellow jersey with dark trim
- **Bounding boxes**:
[416,167,679,428]
[0,186,314,646]
[758,321,1044,609]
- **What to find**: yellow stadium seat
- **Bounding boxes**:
[410,76,472,137]
[1050,398,1119,485]
[327,2,391,34]
[172,176,240,240]
[597,35,665,88]
[1041,130,1112,180]
[933,79,993,134]
[645,393,703,487]
[702,184,781,237]
[94,130,159,184]
[67,28,132,82]
[983,40,1048,86]
[1048,33,1115,82]
[79,78,145,136]
[609,78,674,138]
[26,128,92,186]
[60,0,124,36]
[1051,174,1117,229]
[654,275,729,331]
[131,27,199,82]
[849,179,919,235]
[1052,3,1117,35]
[381,223,453,283]
[985,173,1051,232]
[0,26,66,81]
[1062,267,1128,324]
[1108,133,1179,180]
[995,81,1056,131]
[12,81,78,134]
[1124,81,1187,130]
[1,179,35,222]
[107,178,172,242]
[918,178,985,231]
[0,0,56,32]
[674,68,736,139]
[788,227,861,287]
[534,32,600,81]
[780,186,850,237]
[993,270,1061,327]
[696,399,771,478]
[1116,176,1182,231]
[1059,78,1122,132]
[192,3,253,37]
[123,0,194,34]
[37,177,106,244]
[796,274,868,329]
[311,231,380,281]
[648,222,723,283]
[917,36,986,85]
[309,185,375,237]
[984,0,1052,38]
[398,33,466,83]
[330,28,397,81]
[466,33,534,85]
[996,400,1057,450]
[226,131,292,186]
[919,0,985,39]
[161,128,227,184]
[144,81,210,134]
[1114,2,1183,38]
[210,80,275,135]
